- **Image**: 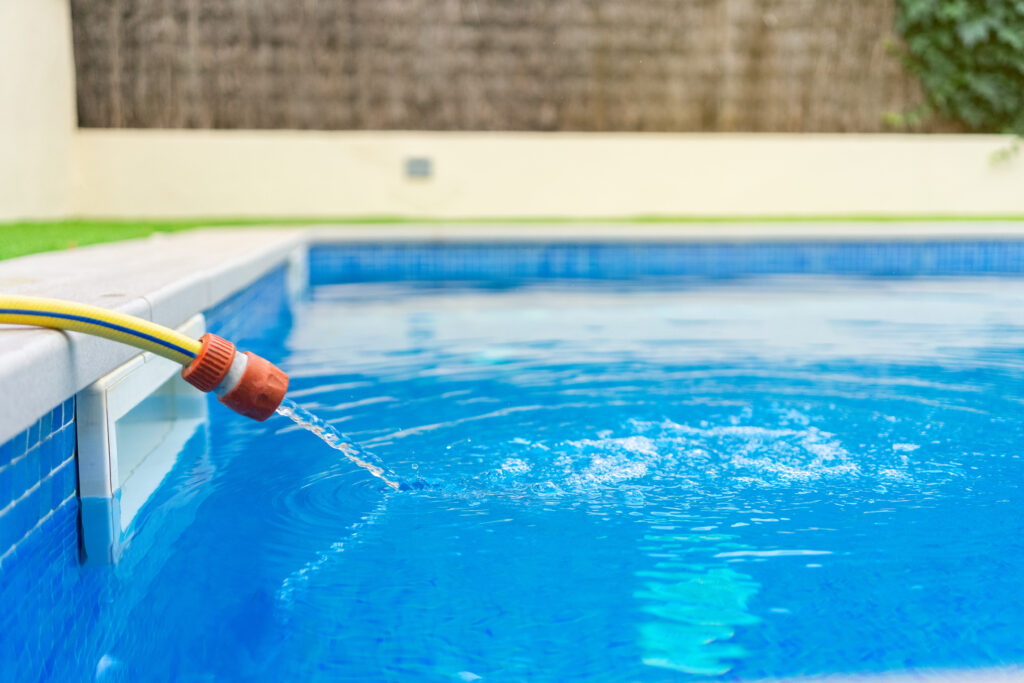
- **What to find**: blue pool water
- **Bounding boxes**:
[47,275,1024,680]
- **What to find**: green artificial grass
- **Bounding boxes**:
[0,219,295,261]
[3,215,1024,261]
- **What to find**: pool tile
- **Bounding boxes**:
[58,460,77,502]
[0,506,18,554]
[26,418,41,452]
[38,410,52,441]
[0,431,20,469]
[10,454,31,503]
[0,463,11,511]
[309,241,1024,284]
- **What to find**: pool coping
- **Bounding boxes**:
[4,220,1024,445]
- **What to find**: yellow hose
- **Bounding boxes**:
[0,295,202,366]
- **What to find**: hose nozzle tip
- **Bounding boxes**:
[182,334,289,421]
[218,351,289,421]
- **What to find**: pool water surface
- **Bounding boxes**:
[60,276,1024,680]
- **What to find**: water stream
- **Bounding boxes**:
[275,398,403,491]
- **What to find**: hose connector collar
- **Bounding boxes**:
[181,333,236,393]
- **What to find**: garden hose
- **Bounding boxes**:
[0,295,288,421]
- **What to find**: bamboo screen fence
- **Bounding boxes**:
[71,0,945,132]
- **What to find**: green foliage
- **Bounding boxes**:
[991,137,1021,164]
[882,104,933,131]
[894,0,1024,134]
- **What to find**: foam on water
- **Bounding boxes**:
[434,414,923,506]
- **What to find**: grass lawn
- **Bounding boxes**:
[3,215,1024,261]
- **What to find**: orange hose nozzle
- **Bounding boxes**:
[219,351,289,421]
[181,334,289,421]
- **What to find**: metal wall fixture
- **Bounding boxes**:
[405,156,433,179]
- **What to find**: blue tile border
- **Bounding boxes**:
[0,398,80,681]
[0,495,85,682]
[206,265,292,341]
[0,398,77,564]
[309,241,1024,284]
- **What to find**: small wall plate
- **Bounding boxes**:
[405,156,433,179]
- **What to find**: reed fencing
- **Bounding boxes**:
[71,0,950,132]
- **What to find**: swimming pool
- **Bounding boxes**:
[10,240,1024,680]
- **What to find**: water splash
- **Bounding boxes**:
[275,398,402,491]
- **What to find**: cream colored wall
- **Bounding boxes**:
[73,130,1024,218]
[0,0,77,222]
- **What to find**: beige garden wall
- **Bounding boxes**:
[0,0,77,222]
[74,130,1024,219]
